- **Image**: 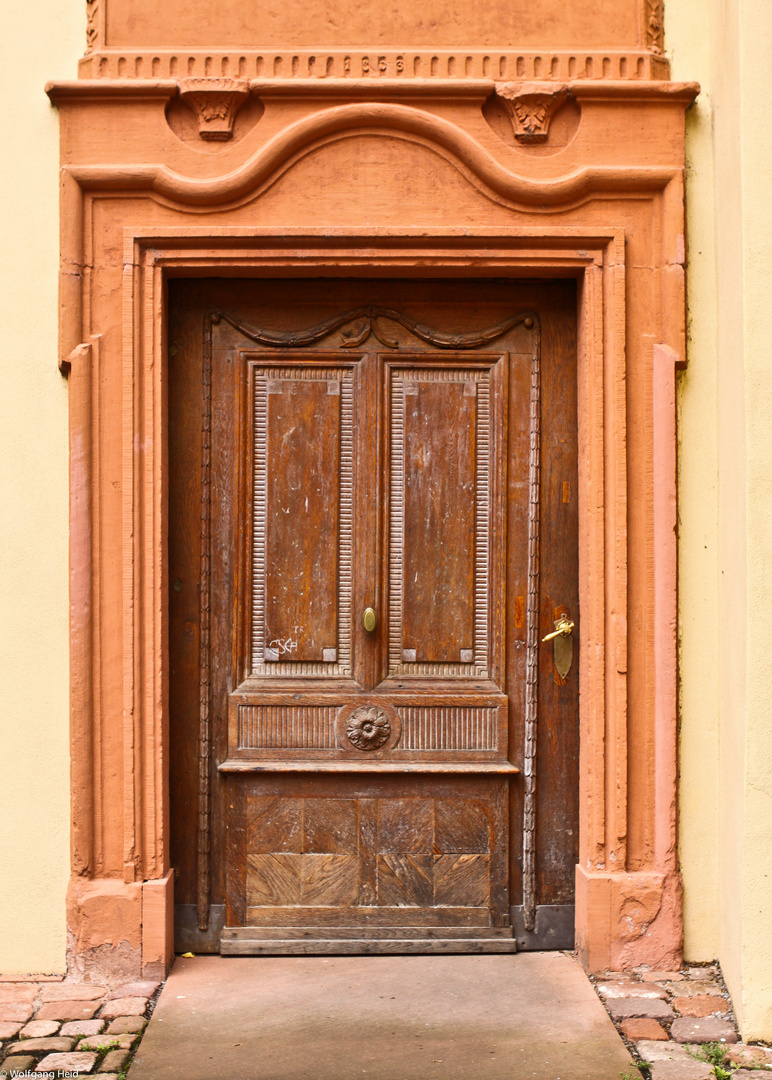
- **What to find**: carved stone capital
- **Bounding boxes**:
[178,78,250,141]
[495,82,569,145]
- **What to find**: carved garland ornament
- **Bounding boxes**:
[208,305,531,351]
[346,706,392,751]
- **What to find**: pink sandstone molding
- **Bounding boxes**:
[49,0,697,976]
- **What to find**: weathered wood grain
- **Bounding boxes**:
[434,854,491,907]
[246,796,302,854]
[302,798,359,854]
[221,938,517,955]
[224,925,514,940]
[245,904,491,927]
[264,374,339,662]
[302,854,359,905]
[377,854,434,906]
[435,797,490,853]
[377,797,433,853]
[403,378,476,662]
[247,853,302,906]
[358,798,378,905]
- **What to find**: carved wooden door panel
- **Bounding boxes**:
[169,280,579,954]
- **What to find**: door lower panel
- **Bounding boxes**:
[223,773,511,951]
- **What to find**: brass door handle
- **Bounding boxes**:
[543,612,575,681]
[542,615,575,643]
[363,608,377,633]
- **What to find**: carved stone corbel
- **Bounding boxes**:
[495,82,569,144]
[178,78,251,141]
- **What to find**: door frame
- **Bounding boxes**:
[63,224,680,977]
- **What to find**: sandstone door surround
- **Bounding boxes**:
[48,0,697,979]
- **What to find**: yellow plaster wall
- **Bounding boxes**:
[669,0,772,1040]
[0,1,83,972]
[736,0,772,1039]
[667,0,721,967]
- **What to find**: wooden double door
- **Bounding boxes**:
[169,279,578,954]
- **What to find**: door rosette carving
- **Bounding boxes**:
[346,706,391,751]
[336,703,401,753]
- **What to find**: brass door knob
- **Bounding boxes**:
[363,608,377,633]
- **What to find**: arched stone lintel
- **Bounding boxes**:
[56,99,687,209]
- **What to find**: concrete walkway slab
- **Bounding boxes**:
[129,953,636,1080]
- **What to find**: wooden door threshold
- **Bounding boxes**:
[221,925,517,955]
[218,760,519,774]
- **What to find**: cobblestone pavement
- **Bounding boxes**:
[0,975,160,1078]
[590,963,772,1079]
